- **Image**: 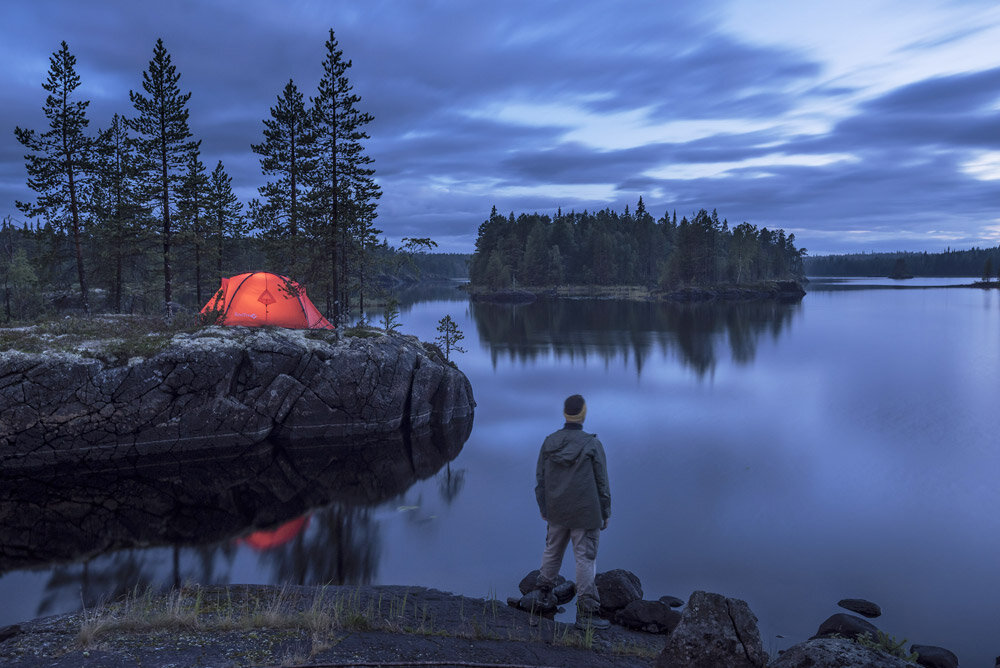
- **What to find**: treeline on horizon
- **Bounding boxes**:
[469,200,806,290]
[3,30,408,324]
[805,246,1000,278]
[0,219,465,322]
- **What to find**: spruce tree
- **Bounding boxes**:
[128,38,200,315]
[14,41,92,312]
[91,114,148,312]
[177,150,209,304]
[308,28,380,319]
[251,78,315,274]
[207,160,244,280]
[345,177,382,319]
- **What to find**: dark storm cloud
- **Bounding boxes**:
[370,115,563,180]
[620,64,1000,253]
[779,67,1000,156]
[864,66,1000,114]
[499,129,795,188]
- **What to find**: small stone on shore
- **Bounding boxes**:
[814,613,880,641]
[910,644,959,668]
[837,597,882,618]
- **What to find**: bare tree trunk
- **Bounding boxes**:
[217,212,224,279]
[160,137,172,317]
[67,162,89,314]
[114,254,123,313]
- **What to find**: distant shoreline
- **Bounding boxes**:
[466,280,807,304]
[805,279,999,291]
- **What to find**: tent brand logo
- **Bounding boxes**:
[234,312,258,319]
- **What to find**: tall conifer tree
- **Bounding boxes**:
[128,38,199,315]
[207,160,244,280]
[92,114,148,312]
[177,150,209,304]
[14,41,92,312]
[251,79,315,275]
[308,28,380,319]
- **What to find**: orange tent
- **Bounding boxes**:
[200,272,334,329]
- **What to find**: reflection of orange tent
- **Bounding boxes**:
[201,272,334,329]
[240,516,311,551]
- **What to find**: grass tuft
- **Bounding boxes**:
[855,630,920,663]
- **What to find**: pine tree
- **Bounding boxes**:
[91,113,148,312]
[308,28,380,319]
[2,249,41,322]
[346,176,382,319]
[177,150,209,304]
[207,160,244,280]
[128,38,200,315]
[252,78,315,274]
[14,41,93,312]
[435,314,466,361]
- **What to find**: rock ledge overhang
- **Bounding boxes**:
[0,327,476,469]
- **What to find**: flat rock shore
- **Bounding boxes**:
[0,584,666,668]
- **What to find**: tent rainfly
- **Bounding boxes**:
[200,272,334,329]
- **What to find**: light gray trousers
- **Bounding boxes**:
[536,523,601,611]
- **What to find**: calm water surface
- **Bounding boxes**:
[2,278,998,664]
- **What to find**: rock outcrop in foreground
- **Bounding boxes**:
[0,326,475,469]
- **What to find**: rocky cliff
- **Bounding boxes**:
[0,326,476,470]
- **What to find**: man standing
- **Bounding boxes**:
[535,394,612,630]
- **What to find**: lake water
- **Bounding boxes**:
[2,277,998,665]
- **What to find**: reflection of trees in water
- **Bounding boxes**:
[34,503,378,618]
[37,539,240,618]
[471,299,800,376]
[438,463,466,506]
[4,418,472,621]
[258,505,379,586]
[39,553,154,617]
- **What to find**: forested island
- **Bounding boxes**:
[468,202,806,299]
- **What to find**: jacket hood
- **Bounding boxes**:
[548,430,589,466]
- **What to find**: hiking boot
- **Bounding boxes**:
[574,611,611,631]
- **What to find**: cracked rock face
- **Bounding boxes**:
[0,327,476,469]
[770,637,916,668]
[0,327,476,572]
[655,590,767,668]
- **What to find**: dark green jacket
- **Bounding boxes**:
[535,424,611,530]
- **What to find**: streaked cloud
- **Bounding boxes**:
[2,0,1000,254]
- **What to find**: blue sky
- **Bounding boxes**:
[2,0,1000,255]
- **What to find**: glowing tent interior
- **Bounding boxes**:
[200,272,334,329]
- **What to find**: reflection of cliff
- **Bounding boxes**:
[0,417,472,576]
[471,298,800,375]
[1,417,471,621]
